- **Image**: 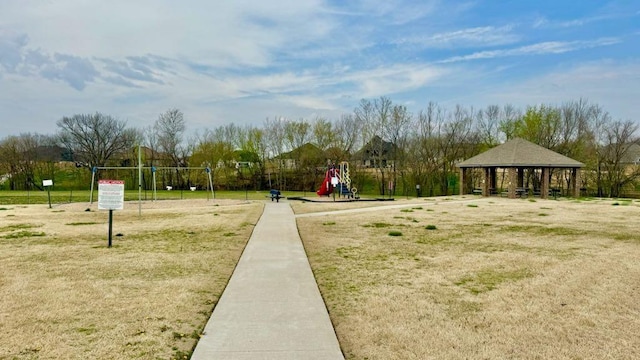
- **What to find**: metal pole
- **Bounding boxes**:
[207,168,214,200]
[138,144,142,217]
[108,209,113,248]
[89,168,96,204]
[152,168,157,201]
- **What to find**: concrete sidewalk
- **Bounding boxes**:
[191,202,344,360]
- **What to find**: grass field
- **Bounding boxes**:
[295,197,640,359]
[4,194,639,359]
[0,199,262,359]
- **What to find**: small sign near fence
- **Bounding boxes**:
[98,180,124,247]
[42,179,53,208]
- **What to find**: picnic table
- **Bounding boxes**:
[515,187,527,197]
[270,189,282,202]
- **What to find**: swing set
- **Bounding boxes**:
[88,166,215,205]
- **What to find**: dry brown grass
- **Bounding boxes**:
[0,199,262,360]
[291,199,399,214]
[297,196,640,359]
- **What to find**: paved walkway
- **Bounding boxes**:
[191,202,344,360]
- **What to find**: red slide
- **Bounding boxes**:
[316,176,332,196]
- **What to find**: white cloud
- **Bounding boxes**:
[395,25,519,49]
[0,0,335,68]
[345,64,446,98]
[440,38,621,63]
[532,12,635,29]
[277,95,338,111]
[341,0,439,24]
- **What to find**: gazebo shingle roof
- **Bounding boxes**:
[457,138,584,168]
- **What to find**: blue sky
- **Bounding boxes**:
[1,0,639,137]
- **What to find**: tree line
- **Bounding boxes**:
[0,98,638,198]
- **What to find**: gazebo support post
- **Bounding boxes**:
[489,167,498,195]
[541,168,550,199]
[517,168,524,188]
[459,168,466,195]
[508,168,517,198]
[483,168,491,196]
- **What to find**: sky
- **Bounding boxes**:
[1,0,639,137]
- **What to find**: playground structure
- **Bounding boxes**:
[317,162,357,198]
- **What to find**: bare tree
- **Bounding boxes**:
[333,114,361,158]
[57,113,136,168]
[284,118,311,153]
[153,108,187,189]
[213,123,243,150]
[312,117,334,151]
[406,102,442,196]
[386,104,412,196]
[600,120,639,197]
[356,97,393,195]
[143,125,159,166]
[0,135,28,190]
[437,104,475,195]
[498,104,521,140]
[476,104,502,148]
[154,108,186,167]
[264,117,287,189]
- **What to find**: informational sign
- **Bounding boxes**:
[43,179,54,208]
[331,177,339,186]
[98,180,125,210]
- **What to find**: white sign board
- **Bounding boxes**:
[42,179,53,187]
[331,177,339,186]
[98,180,125,210]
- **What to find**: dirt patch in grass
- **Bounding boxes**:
[0,199,262,359]
[298,196,640,359]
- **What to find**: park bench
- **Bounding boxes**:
[270,189,282,202]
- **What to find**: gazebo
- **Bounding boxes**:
[457,138,584,199]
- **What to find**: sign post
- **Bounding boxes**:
[42,179,53,208]
[331,177,339,202]
[98,180,125,248]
